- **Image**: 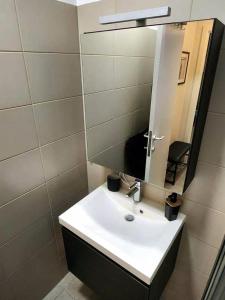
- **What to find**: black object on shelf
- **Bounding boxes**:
[166,141,191,185]
[165,193,182,221]
[107,174,121,192]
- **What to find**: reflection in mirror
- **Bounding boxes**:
[81,19,217,194]
[82,27,157,180]
[165,20,213,193]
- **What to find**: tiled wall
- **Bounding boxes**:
[81,28,155,171]
[78,1,225,299]
[0,1,87,299]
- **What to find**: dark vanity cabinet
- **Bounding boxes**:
[62,227,183,300]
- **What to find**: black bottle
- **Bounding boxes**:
[107,174,121,192]
[165,193,182,221]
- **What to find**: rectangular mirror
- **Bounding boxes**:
[81,19,224,194]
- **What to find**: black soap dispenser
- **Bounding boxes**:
[165,193,182,221]
[107,173,121,192]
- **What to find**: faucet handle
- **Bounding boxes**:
[129,180,141,190]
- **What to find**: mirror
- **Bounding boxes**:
[81,19,223,194]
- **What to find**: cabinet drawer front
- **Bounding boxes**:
[62,227,149,300]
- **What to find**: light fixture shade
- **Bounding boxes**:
[57,0,100,6]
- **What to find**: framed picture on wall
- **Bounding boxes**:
[178,51,190,85]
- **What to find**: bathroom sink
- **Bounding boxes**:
[59,184,185,284]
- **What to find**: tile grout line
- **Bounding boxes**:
[182,195,225,216]
[0,130,84,165]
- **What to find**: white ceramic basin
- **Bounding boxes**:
[59,184,185,284]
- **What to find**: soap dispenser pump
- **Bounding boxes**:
[165,193,182,221]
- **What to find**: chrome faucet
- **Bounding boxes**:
[126,180,141,203]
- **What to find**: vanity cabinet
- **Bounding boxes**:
[62,227,183,300]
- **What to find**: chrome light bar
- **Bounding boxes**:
[99,6,171,25]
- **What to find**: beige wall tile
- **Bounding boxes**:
[166,264,209,300]
[82,55,114,93]
[184,162,225,213]
[0,185,50,245]
[191,0,225,23]
[87,162,111,192]
[199,112,225,167]
[80,31,115,55]
[115,0,193,28]
[143,184,166,204]
[9,241,65,300]
[209,50,225,114]
[114,56,154,88]
[0,149,45,207]
[0,0,21,51]
[78,0,116,33]
[177,230,218,277]
[47,164,88,216]
[85,85,150,128]
[114,28,156,57]
[33,97,84,146]
[181,198,225,248]
[24,53,82,102]
[0,106,38,161]
[86,117,121,157]
[41,132,86,180]
[0,214,53,282]
[15,0,79,53]
[0,53,30,109]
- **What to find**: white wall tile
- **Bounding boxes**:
[184,162,225,213]
[41,132,86,180]
[181,198,225,248]
[33,97,84,146]
[191,0,225,24]
[199,112,225,167]
[15,0,80,53]
[78,0,116,33]
[0,0,21,51]
[25,53,82,102]
[0,150,45,207]
[209,50,225,114]
[82,55,114,93]
[0,106,38,161]
[0,53,30,109]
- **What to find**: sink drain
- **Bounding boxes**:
[125,214,135,222]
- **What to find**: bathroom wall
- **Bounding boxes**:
[0,0,87,299]
[81,28,156,172]
[78,1,225,299]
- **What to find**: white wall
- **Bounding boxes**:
[78,1,225,299]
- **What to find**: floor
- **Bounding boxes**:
[44,272,169,300]
[43,272,100,300]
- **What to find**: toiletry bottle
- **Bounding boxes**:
[165,193,182,221]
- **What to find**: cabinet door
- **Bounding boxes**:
[62,228,149,300]
[146,24,185,186]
